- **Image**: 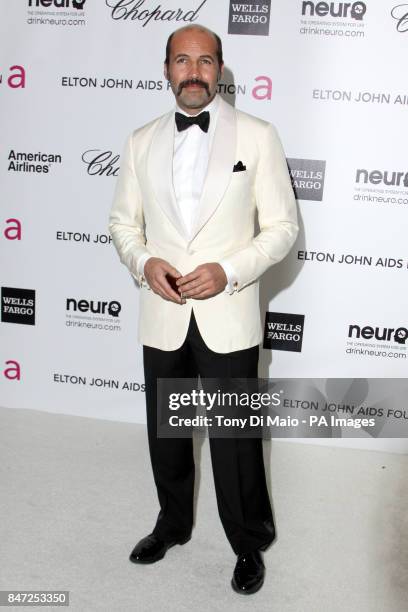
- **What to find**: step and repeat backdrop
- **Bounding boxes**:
[1,1,407,451]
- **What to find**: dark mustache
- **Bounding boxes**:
[177,79,210,96]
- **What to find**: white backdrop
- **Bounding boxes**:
[1,0,407,451]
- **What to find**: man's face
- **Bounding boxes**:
[164,29,223,115]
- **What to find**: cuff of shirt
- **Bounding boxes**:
[136,253,152,288]
[219,260,238,294]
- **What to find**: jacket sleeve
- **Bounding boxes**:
[108,132,150,285]
[221,123,298,291]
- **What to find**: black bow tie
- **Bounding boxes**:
[175,111,210,133]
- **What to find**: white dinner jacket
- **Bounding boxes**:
[109,96,298,353]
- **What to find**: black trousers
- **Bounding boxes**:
[143,309,275,555]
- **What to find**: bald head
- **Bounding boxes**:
[165,24,223,69]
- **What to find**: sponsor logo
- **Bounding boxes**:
[354,167,408,207]
[3,219,22,241]
[228,0,271,36]
[28,0,86,6]
[391,4,408,32]
[7,150,62,174]
[263,312,305,352]
[3,360,21,381]
[349,324,408,345]
[251,75,272,100]
[27,0,86,27]
[105,0,208,26]
[81,150,119,177]
[287,158,326,201]
[0,66,26,88]
[300,1,366,38]
[66,298,121,317]
[356,168,408,188]
[346,323,407,360]
[65,297,122,332]
[1,287,35,325]
[301,1,366,19]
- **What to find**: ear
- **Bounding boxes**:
[218,62,224,81]
[164,62,169,81]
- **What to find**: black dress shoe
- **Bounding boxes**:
[129,533,190,564]
[231,550,265,594]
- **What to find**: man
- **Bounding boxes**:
[109,24,298,595]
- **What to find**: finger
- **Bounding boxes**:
[150,281,170,300]
[179,279,205,293]
[161,275,184,302]
[160,262,182,278]
[157,277,183,303]
[184,282,212,298]
[150,279,174,301]
[177,269,205,288]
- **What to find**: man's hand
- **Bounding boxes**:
[176,263,227,299]
[144,257,185,304]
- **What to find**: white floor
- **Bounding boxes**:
[0,405,407,612]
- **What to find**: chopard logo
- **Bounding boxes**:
[105,0,209,25]
[391,4,408,31]
[81,150,120,176]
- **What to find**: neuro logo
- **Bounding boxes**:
[355,168,408,188]
[301,1,367,20]
[65,298,122,332]
[348,324,408,345]
[66,298,121,317]
[28,0,86,7]
[27,0,87,27]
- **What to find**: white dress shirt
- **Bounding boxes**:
[137,93,237,293]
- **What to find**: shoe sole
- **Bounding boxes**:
[129,535,191,565]
[231,576,264,595]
